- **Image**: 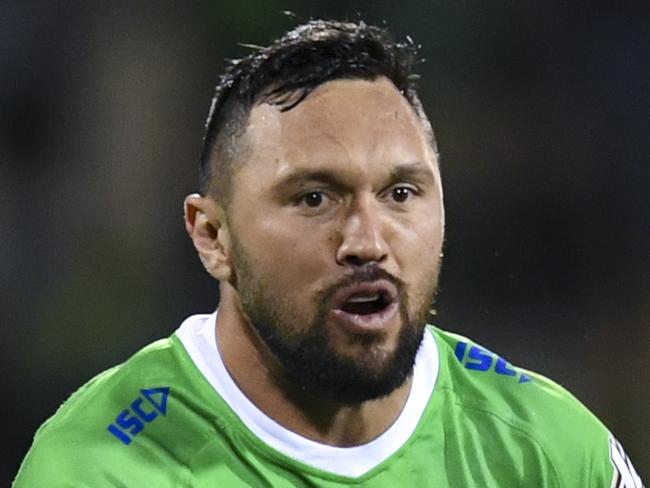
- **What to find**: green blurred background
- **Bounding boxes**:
[2,1,648,482]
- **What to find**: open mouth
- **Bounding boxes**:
[340,291,391,315]
[332,281,398,317]
[330,280,399,333]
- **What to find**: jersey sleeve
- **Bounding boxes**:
[433,328,645,487]
[14,423,126,487]
[523,370,644,487]
[607,436,645,488]
[13,418,189,488]
[12,375,180,487]
[13,339,197,487]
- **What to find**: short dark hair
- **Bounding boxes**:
[199,19,434,203]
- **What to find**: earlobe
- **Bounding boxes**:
[183,194,233,282]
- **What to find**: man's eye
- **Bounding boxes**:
[300,192,325,208]
[391,187,414,203]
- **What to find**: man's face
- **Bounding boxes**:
[226,77,444,403]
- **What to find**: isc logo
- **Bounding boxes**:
[107,387,170,445]
[455,342,531,384]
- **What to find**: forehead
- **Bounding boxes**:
[237,77,436,190]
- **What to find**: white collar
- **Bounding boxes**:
[176,311,439,478]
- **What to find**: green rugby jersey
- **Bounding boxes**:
[15,313,644,487]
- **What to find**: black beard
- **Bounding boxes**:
[238,265,433,405]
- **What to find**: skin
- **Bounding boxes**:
[184,77,445,447]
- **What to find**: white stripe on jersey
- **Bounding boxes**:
[609,436,644,488]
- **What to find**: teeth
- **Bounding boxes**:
[347,293,380,303]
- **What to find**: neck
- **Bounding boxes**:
[215,284,413,447]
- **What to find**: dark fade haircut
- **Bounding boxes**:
[199,19,435,204]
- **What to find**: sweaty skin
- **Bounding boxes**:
[185,77,445,447]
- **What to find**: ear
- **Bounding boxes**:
[184,193,233,282]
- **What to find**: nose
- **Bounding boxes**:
[336,195,389,267]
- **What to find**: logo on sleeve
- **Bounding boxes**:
[609,436,644,488]
[107,387,170,445]
[454,341,532,384]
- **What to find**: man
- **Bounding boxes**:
[15,20,643,487]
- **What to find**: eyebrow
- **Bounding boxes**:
[388,162,436,185]
[274,169,352,193]
[274,162,435,193]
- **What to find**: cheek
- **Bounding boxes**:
[390,213,443,307]
[392,210,444,269]
[241,216,335,289]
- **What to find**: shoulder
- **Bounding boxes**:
[428,326,619,486]
[14,334,217,487]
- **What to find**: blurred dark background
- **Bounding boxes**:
[1,0,648,483]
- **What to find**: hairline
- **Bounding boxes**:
[203,75,437,208]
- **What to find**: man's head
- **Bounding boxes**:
[185,20,444,405]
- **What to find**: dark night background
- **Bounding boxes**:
[1,1,648,483]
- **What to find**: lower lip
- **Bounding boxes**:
[329,301,399,335]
